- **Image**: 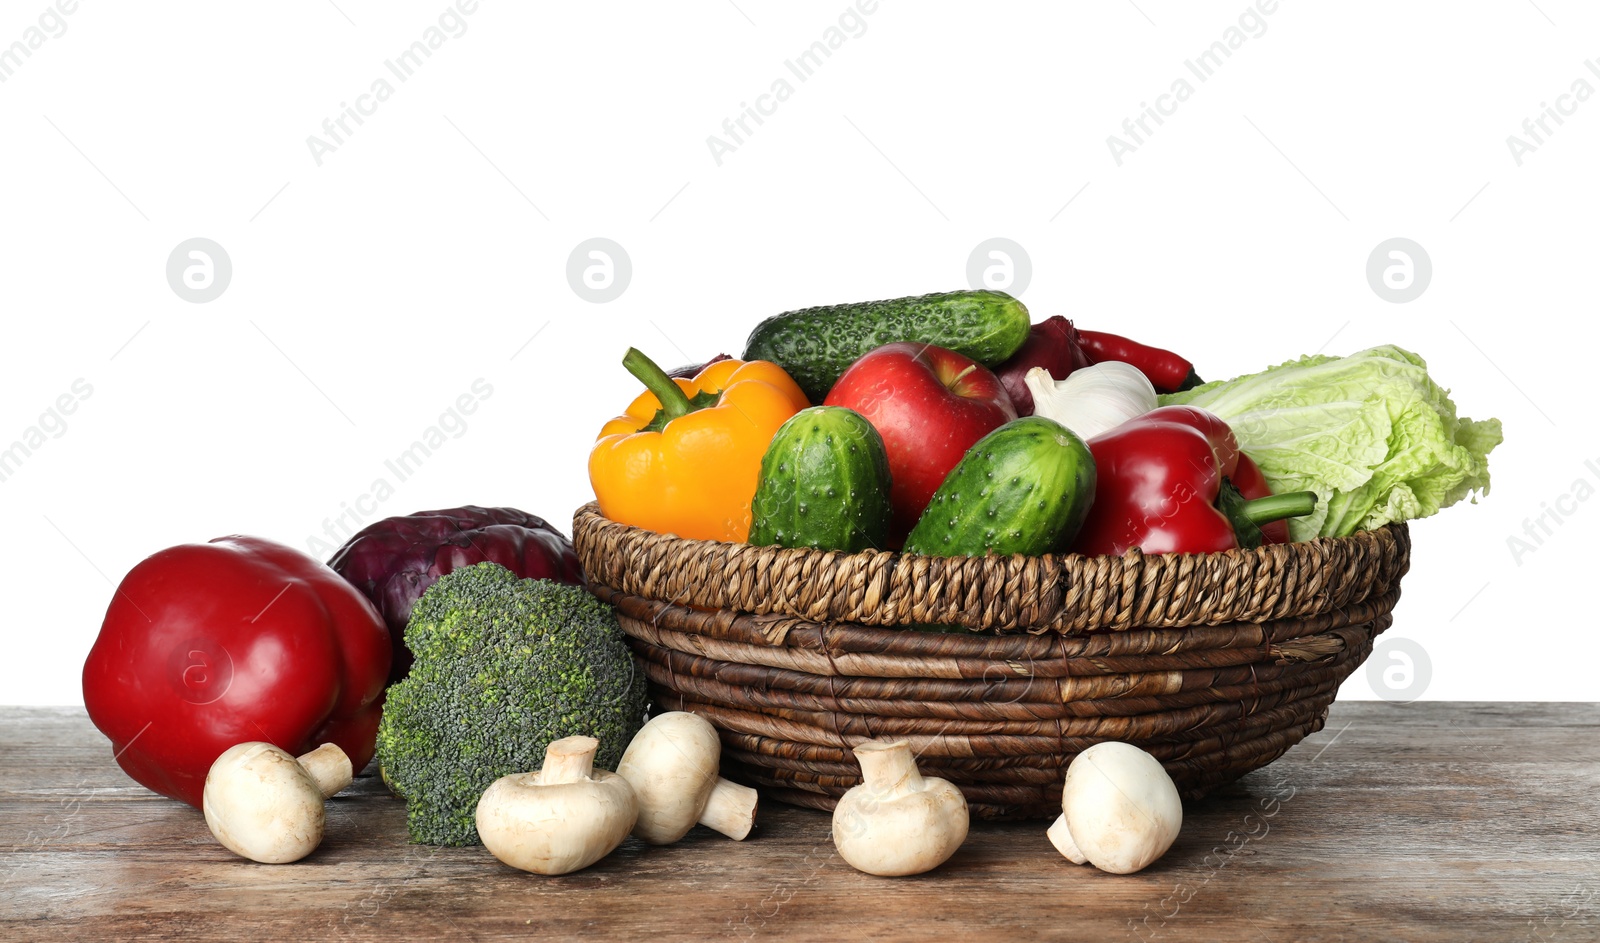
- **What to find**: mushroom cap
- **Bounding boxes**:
[1060,742,1182,874]
[476,768,638,875]
[202,742,327,864]
[615,712,722,844]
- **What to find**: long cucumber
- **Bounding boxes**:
[742,290,1030,403]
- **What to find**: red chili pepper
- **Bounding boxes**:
[1072,406,1317,556]
[1077,329,1203,394]
[82,536,392,808]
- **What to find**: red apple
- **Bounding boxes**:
[825,342,1017,538]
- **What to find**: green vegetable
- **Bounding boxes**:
[903,416,1096,558]
[749,406,892,552]
[376,562,647,846]
[742,290,1031,402]
[1160,344,1502,540]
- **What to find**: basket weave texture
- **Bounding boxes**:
[573,502,1410,820]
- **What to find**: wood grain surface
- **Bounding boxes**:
[2,702,1597,942]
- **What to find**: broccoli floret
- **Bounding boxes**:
[376,562,648,845]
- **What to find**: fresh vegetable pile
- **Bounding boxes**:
[76,285,1502,882]
[589,289,1500,578]
[80,505,645,852]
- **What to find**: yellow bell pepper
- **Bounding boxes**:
[589,349,809,543]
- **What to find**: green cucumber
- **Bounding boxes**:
[903,417,1096,558]
[749,406,892,552]
[742,290,1031,403]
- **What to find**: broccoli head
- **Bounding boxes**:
[376,561,648,845]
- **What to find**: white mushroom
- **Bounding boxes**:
[615,711,758,844]
[832,740,968,877]
[1048,741,1182,874]
[475,735,638,875]
[203,741,352,864]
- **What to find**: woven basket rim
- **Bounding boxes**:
[573,502,1411,635]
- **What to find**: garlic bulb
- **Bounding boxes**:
[1024,362,1157,440]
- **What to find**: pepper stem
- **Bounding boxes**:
[1216,479,1318,549]
[623,347,695,420]
[1239,491,1318,526]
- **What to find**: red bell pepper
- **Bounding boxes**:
[82,536,391,808]
[1072,406,1317,556]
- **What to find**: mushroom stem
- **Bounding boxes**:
[1047,813,1088,864]
[615,712,760,845]
[853,740,924,796]
[539,736,600,785]
[698,778,759,840]
[297,743,353,799]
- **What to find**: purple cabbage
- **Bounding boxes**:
[328,506,583,683]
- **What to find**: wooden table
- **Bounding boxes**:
[2,703,1596,942]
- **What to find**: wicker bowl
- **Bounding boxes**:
[573,502,1409,820]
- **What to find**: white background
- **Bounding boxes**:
[1,0,1592,705]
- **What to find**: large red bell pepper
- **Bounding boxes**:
[1072,406,1317,556]
[82,536,391,808]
